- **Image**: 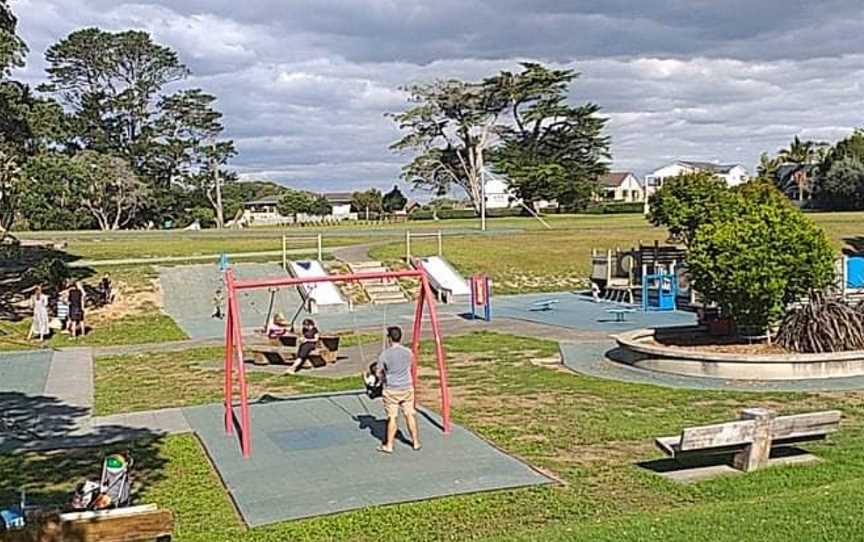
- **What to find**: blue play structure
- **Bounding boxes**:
[847,256,864,289]
[642,270,678,312]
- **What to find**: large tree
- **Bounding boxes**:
[493,63,610,211]
[382,185,407,212]
[0,149,24,230]
[151,89,237,226]
[351,188,383,217]
[72,150,149,230]
[40,28,189,160]
[389,78,508,212]
[389,63,610,212]
[39,28,236,228]
[19,153,92,230]
[0,0,26,77]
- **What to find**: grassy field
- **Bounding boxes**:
[3,332,856,541]
[94,333,381,415]
[371,212,864,294]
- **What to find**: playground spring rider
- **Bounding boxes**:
[469,274,492,321]
[642,267,678,312]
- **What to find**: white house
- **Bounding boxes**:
[645,161,749,195]
[483,177,512,209]
[597,171,644,202]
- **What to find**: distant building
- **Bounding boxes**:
[645,161,749,194]
[596,171,644,202]
[242,191,358,226]
[320,192,354,217]
[483,178,512,209]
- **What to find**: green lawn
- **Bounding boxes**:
[93,331,383,415]
[0,331,852,540]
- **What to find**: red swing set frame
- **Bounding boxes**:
[223,263,452,458]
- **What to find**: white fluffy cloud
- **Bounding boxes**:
[11,0,864,192]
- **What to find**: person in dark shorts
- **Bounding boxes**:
[290,318,319,373]
[67,281,86,338]
[375,326,420,453]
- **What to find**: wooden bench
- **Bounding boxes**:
[655,408,842,472]
[247,335,340,367]
[5,504,173,542]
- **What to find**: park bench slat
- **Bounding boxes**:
[771,410,842,441]
[679,419,756,451]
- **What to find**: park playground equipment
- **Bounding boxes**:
[642,268,678,312]
[839,254,864,301]
[468,274,492,321]
[281,234,347,313]
[590,242,689,308]
[222,261,452,458]
[406,231,470,303]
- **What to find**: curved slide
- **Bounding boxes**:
[288,260,347,311]
[417,256,470,300]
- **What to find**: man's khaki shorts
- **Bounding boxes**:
[383,387,415,419]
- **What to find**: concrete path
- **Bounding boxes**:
[44,348,93,412]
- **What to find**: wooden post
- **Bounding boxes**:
[282,235,287,271]
[437,230,443,257]
[406,230,411,262]
[317,234,323,261]
[733,407,775,472]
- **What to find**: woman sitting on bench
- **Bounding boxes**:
[291,318,319,373]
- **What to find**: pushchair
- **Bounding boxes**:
[69,453,133,511]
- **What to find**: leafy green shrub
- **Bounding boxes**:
[688,181,835,334]
[649,172,735,246]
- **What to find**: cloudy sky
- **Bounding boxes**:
[12,0,864,193]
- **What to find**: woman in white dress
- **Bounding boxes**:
[28,285,50,341]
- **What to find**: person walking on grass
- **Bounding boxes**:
[67,281,86,338]
[27,285,50,341]
[375,326,421,453]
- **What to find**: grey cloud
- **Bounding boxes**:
[10,0,864,191]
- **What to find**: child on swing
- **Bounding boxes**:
[290,318,319,373]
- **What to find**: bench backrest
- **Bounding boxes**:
[679,420,756,452]
[771,410,841,441]
[678,410,841,452]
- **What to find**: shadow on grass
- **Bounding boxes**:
[0,243,96,322]
[0,391,169,515]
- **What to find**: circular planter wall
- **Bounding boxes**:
[613,327,864,381]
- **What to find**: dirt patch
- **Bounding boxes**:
[650,333,790,355]
[87,277,162,324]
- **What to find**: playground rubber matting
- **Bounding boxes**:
[184,392,553,526]
[494,293,696,331]
[0,350,52,395]
[159,262,305,339]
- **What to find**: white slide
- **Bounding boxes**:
[288,260,347,310]
[418,256,470,300]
